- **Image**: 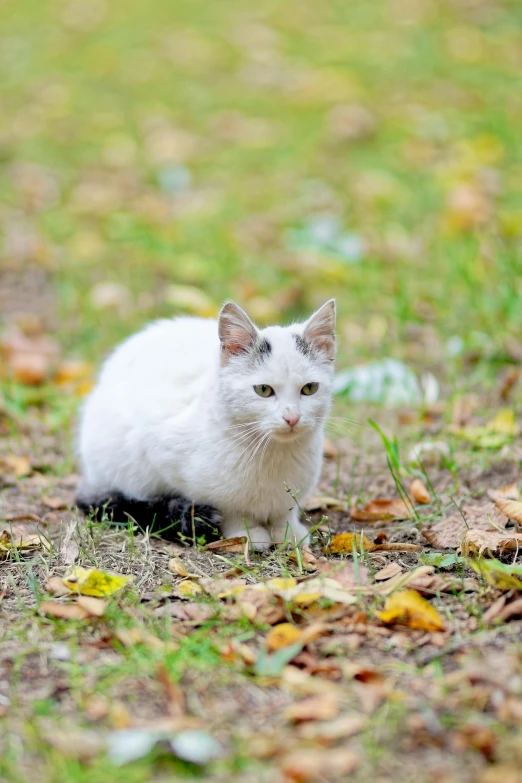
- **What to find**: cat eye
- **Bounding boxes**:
[254,384,275,398]
[301,382,319,396]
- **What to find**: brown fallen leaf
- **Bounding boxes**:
[378,589,446,631]
[284,694,339,723]
[482,595,508,625]
[322,439,339,459]
[77,596,107,617]
[487,483,520,502]
[370,542,422,552]
[168,557,196,578]
[408,574,478,595]
[205,536,247,553]
[42,494,70,510]
[157,664,185,717]
[280,747,358,781]
[304,496,348,513]
[1,328,60,385]
[41,727,102,761]
[495,498,522,524]
[317,560,369,587]
[0,529,49,560]
[374,563,402,581]
[288,546,318,571]
[409,479,431,505]
[113,627,164,650]
[422,503,507,549]
[46,576,72,596]
[460,529,522,557]
[60,521,79,565]
[496,597,522,623]
[0,455,31,477]
[154,602,215,623]
[375,565,435,595]
[40,601,91,620]
[296,713,367,743]
[350,498,411,523]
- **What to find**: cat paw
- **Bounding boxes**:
[221,520,272,551]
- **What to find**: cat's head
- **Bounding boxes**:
[217,300,335,442]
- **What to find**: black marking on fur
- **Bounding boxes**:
[76,492,222,544]
[293,334,313,357]
[257,338,271,357]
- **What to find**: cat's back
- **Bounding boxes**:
[98,316,219,389]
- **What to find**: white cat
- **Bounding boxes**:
[77,300,336,550]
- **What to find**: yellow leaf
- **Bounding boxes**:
[327,533,372,554]
[266,623,303,650]
[265,577,298,592]
[62,567,132,597]
[487,408,518,436]
[468,558,522,591]
[378,589,445,631]
[177,579,203,597]
[0,455,31,477]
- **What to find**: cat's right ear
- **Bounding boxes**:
[218,302,258,364]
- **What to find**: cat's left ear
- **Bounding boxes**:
[218,301,259,363]
[303,299,336,360]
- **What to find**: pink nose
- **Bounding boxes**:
[283,414,300,428]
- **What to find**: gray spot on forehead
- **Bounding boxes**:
[293,333,313,357]
[257,338,271,357]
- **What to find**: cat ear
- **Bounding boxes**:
[218,301,258,362]
[303,299,336,360]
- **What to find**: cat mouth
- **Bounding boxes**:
[271,428,303,442]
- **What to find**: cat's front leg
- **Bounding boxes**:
[221,517,272,551]
[269,507,310,547]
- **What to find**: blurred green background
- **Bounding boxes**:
[1,0,522,383]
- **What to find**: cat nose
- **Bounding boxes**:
[283,412,300,428]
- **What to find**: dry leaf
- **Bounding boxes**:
[60,521,79,565]
[113,627,164,650]
[409,479,431,505]
[266,623,303,650]
[77,596,107,617]
[495,498,522,524]
[297,713,367,743]
[0,455,31,477]
[304,496,348,513]
[0,529,49,560]
[375,565,435,595]
[284,694,339,723]
[487,483,520,502]
[350,498,411,522]
[317,560,369,587]
[323,439,339,459]
[326,533,372,553]
[42,495,69,510]
[176,579,203,598]
[370,542,422,552]
[40,601,91,620]
[288,546,318,571]
[408,574,478,595]
[154,602,215,623]
[168,557,191,577]
[374,563,402,581]
[460,529,522,557]
[205,537,247,553]
[422,503,506,549]
[46,576,72,596]
[378,589,446,631]
[468,559,522,591]
[280,747,358,781]
[62,567,133,597]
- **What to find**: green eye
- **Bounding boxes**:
[254,384,275,398]
[301,382,319,396]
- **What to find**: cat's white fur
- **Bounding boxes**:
[78,300,336,549]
